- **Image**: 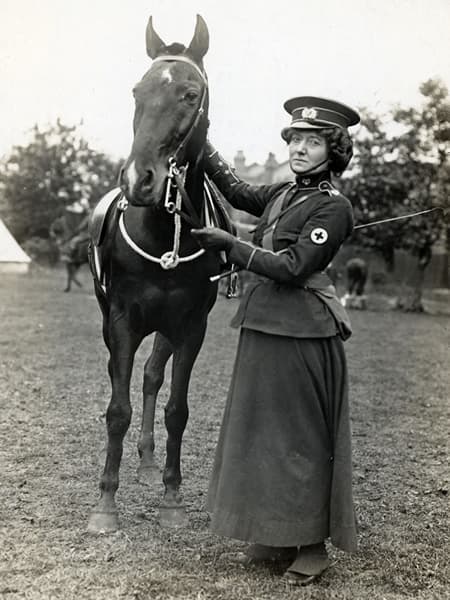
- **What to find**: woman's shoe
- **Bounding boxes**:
[283,571,318,586]
[283,542,330,586]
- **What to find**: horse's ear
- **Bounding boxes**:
[186,14,209,62]
[146,16,167,59]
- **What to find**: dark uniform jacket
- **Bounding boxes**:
[215,171,354,339]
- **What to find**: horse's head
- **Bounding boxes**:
[121,15,209,208]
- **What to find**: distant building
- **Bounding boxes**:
[233,150,291,185]
[228,151,292,225]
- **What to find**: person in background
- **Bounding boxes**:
[64,198,91,262]
[191,96,360,586]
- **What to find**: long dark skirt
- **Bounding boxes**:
[207,328,357,552]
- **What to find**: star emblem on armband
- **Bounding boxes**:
[310,227,329,244]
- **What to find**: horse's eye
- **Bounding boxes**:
[183,91,199,103]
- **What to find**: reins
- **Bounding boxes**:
[353,206,444,230]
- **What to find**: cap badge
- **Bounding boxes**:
[310,227,328,245]
[301,107,318,120]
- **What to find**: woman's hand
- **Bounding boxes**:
[191,227,235,251]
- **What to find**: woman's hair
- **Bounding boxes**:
[284,127,354,176]
[319,127,354,176]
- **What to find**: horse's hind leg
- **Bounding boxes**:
[87,313,141,534]
[137,333,173,485]
[356,272,367,296]
[71,264,83,287]
[64,264,72,292]
[159,320,207,528]
[73,273,83,288]
[347,274,356,296]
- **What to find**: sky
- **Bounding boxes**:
[1,0,449,165]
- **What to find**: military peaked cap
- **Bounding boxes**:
[281,96,360,140]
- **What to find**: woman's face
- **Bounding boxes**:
[288,130,329,175]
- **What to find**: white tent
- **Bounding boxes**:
[0,219,31,273]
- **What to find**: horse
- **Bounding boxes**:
[87,15,222,534]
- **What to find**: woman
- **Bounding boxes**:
[191,96,360,586]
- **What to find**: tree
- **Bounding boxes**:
[394,79,450,305]
[341,79,449,310]
[0,120,122,244]
[340,110,411,272]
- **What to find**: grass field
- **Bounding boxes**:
[0,267,449,600]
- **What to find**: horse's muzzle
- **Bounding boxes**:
[121,160,165,207]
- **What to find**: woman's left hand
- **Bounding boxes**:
[191,227,235,251]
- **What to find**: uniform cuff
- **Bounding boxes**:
[228,240,259,270]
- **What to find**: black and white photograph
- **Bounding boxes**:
[1,1,449,598]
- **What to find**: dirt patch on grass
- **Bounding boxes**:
[0,269,449,599]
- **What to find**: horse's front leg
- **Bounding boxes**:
[87,311,141,534]
[137,333,173,485]
[64,263,82,292]
[159,320,207,528]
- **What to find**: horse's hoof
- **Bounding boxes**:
[137,465,161,486]
[87,510,119,534]
[158,504,189,528]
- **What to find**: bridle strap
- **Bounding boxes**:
[150,54,210,229]
[152,55,208,84]
[172,169,202,228]
[151,54,209,164]
[174,83,208,164]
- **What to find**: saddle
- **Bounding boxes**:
[202,176,236,235]
[88,188,123,292]
[88,181,236,294]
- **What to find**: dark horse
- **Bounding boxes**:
[341,257,369,309]
[87,16,221,533]
[346,257,368,296]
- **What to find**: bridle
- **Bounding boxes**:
[118,53,210,270]
[152,54,209,170]
[155,55,209,228]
